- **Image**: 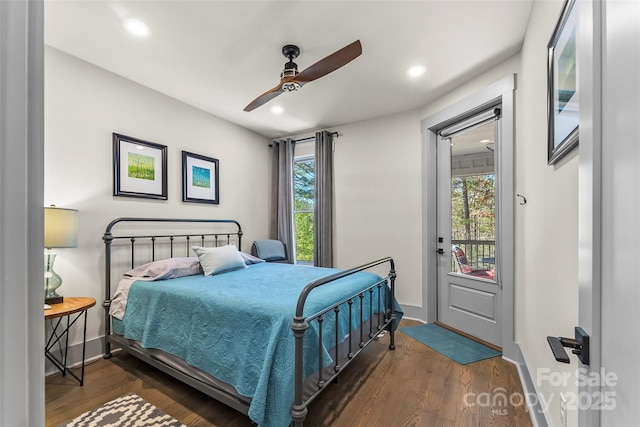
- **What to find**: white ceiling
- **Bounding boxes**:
[44,0,533,139]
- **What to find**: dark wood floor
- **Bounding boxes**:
[46,320,532,427]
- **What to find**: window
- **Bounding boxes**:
[293,156,314,264]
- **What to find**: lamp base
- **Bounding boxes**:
[44,252,64,305]
[45,295,63,305]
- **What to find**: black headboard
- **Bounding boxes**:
[102,217,243,339]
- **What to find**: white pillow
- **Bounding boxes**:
[192,245,247,276]
[124,257,203,281]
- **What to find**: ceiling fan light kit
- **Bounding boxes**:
[244,40,362,112]
[282,82,301,92]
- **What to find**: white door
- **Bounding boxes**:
[436,114,502,347]
[576,1,640,425]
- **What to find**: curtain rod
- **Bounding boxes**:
[269,131,339,146]
[294,136,316,144]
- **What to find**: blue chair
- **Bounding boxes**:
[251,239,288,263]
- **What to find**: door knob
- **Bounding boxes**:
[547,327,590,365]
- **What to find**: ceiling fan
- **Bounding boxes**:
[243,40,362,112]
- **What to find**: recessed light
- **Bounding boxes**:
[270,105,284,114]
[480,139,492,143]
[124,18,151,37]
[407,65,426,78]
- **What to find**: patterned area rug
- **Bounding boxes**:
[401,323,501,364]
[58,393,186,427]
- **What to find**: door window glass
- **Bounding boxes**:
[449,121,496,279]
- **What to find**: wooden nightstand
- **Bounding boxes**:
[45,297,96,385]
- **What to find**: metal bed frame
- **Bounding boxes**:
[102,217,397,427]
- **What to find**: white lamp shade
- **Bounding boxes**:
[44,207,79,248]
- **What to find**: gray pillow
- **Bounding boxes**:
[240,251,265,265]
[124,257,203,281]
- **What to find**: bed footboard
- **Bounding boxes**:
[290,257,397,427]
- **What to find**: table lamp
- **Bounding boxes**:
[44,206,79,304]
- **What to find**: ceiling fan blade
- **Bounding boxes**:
[294,40,362,83]
[243,83,285,112]
[244,40,361,112]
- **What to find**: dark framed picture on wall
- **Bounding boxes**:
[182,151,219,204]
[547,0,579,165]
[113,133,168,199]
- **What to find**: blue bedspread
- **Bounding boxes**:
[114,262,402,427]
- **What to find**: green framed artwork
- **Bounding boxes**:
[113,133,168,200]
[182,151,219,204]
[547,0,579,165]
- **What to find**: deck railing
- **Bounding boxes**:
[451,239,495,269]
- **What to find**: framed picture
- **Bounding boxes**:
[113,133,168,200]
[548,0,579,165]
[182,151,219,204]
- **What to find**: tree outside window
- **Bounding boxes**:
[293,158,314,263]
[451,174,495,242]
[451,174,496,269]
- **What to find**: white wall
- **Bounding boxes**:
[419,55,520,118]
[516,1,579,426]
[44,47,270,355]
[331,111,423,306]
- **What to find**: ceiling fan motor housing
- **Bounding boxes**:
[281,44,300,80]
[280,44,300,82]
[281,61,299,78]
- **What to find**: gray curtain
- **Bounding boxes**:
[314,131,334,267]
[270,139,295,263]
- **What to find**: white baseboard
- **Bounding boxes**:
[508,343,550,427]
[45,336,104,377]
[399,303,424,321]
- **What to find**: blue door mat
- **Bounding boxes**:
[400,323,501,365]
